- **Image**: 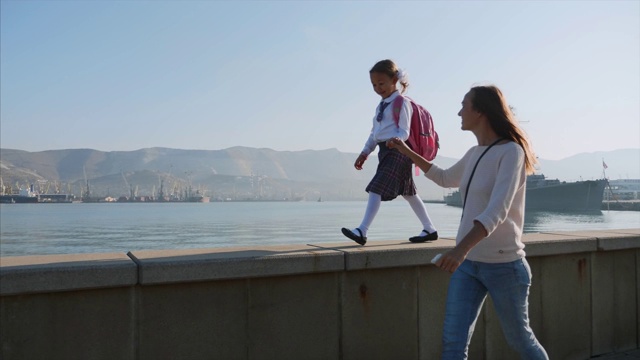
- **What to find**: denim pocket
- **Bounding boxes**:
[513,258,532,286]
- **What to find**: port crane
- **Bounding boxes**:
[83,166,91,200]
[121,171,136,199]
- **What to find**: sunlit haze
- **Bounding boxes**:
[1,1,639,160]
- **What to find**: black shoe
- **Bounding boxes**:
[409,230,438,243]
[341,227,367,245]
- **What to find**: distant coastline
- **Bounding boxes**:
[1,147,638,202]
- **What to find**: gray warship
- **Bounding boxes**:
[444,174,607,212]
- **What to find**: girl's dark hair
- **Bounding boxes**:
[370,59,409,94]
[470,85,537,174]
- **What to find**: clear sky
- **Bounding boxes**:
[1,0,638,160]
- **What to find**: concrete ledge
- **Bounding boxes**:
[522,232,598,257]
[312,238,455,270]
[0,253,137,296]
[1,229,638,293]
[524,229,640,252]
[594,230,640,251]
[1,229,640,360]
[128,244,345,285]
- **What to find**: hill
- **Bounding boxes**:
[0,147,638,201]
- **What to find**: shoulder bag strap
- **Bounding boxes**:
[461,138,504,218]
[391,95,404,127]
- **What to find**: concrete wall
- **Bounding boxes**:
[1,229,639,360]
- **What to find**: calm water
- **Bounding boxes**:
[1,201,638,257]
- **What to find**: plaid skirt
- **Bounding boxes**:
[366,141,417,201]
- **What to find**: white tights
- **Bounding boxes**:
[355,192,436,237]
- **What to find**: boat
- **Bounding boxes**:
[178,187,210,203]
[185,194,210,203]
[38,193,74,203]
[0,187,39,204]
[443,174,607,212]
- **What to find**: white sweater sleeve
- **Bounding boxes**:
[424,147,475,188]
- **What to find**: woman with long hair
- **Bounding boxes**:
[388,85,548,359]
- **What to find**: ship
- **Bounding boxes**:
[37,193,74,203]
[443,174,607,212]
[0,188,74,204]
[0,187,39,204]
[184,191,210,203]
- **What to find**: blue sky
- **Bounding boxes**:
[1,0,638,161]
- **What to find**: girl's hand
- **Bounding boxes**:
[386,138,409,154]
[354,154,367,170]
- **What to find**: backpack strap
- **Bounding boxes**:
[391,95,405,128]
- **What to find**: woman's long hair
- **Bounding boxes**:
[470,85,537,174]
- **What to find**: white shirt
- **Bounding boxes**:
[361,91,412,156]
[425,141,527,263]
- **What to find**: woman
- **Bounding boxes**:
[388,85,548,359]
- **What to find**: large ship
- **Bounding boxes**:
[0,187,39,204]
[443,174,607,212]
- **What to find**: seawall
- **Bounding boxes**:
[1,229,639,359]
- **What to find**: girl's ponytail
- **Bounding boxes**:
[397,68,409,94]
[370,59,409,94]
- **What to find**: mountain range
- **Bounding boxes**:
[0,147,638,201]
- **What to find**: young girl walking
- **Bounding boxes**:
[341,59,438,246]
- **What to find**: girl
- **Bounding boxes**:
[341,59,438,246]
[388,85,549,359]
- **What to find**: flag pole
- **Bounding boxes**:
[602,158,610,210]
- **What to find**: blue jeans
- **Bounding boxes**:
[441,258,549,360]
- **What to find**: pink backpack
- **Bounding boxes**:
[392,95,440,162]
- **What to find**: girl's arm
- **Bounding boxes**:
[361,129,377,157]
[393,98,412,141]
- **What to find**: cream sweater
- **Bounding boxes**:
[425,141,527,263]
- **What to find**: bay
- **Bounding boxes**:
[1,201,638,257]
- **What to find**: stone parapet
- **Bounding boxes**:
[1,229,639,359]
[0,252,137,295]
[128,244,345,285]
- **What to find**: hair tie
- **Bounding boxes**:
[397,68,408,83]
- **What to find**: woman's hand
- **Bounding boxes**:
[354,153,367,170]
[387,137,433,175]
[434,247,468,273]
[434,221,487,273]
[386,138,410,154]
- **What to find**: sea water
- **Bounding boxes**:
[1,201,638,257]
